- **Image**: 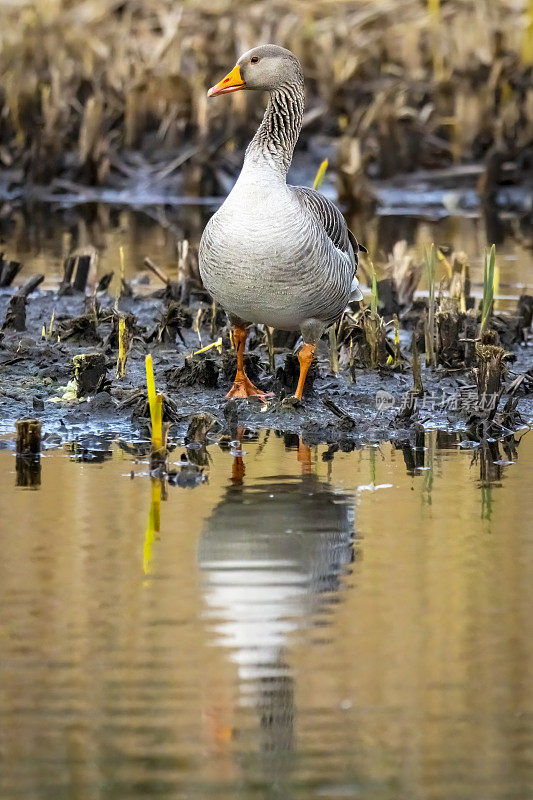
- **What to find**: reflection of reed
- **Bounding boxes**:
[0,435,532,799]
[15,455,41,488]
[198,455,355,785]
[473,435,522,520]
[15,418,42,488]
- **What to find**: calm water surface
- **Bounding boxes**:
[1,430,532,800]
[2,204,531,297]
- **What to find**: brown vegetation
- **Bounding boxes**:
[0,0,531,198]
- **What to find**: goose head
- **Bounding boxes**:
[207,44,303,97]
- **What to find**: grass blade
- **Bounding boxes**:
[370,260,379,317]
[480,244,496,333]
[424,244,436,367]
[523,0,533,65]
[145,354,163,452]
[312,158,328,190]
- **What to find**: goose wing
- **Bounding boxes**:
[292,186,366,273]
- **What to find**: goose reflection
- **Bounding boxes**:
[198,436,355,784]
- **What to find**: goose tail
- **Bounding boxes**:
[350,275,363,302]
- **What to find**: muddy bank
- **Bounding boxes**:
[1,266,532,452]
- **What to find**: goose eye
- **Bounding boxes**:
[250,56,260,64]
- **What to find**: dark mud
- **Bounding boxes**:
[1,277,532,454]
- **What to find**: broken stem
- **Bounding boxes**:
[144,256,170,285]
[266,326,276,373]
[329,323,339,375]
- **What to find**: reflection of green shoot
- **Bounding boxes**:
[481,483,493,521]
[312,158,328,190]
[422,431,434,506]
[480,244,496,334]
[143,478,161,576]
[369,447,376,486]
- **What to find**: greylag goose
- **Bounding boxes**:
[199,44,365,400]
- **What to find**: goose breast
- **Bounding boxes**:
[199,174,351,329]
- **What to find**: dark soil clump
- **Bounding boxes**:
[167,355,219,389]
[2,295,27,332]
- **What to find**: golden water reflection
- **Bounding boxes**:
[4,205,532,297]
[0,430,532,799]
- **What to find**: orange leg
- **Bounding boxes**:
[226,324,270,400]
[294,343,316,400]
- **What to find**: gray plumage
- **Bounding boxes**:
[293,185,365,271]
[199,44,363,345]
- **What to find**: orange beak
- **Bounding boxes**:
[207,64,246,97]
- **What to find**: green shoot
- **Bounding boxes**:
[411,331,424,395]
[480,244,496,334]
[193,308,203,347]
[328,323,339,375]
[425,244,436,367]
[369,260,379,316]
[312,158,328,190]
[116,316,132,378]
[428,0,439,18]
[428,0,444,79]
[115,245,125,309]
[523,0,533,65]
[145,354,163,454]
[388,314,401,366]
[192,337,223,357]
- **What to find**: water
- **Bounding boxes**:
[1,195,532,797]
[1,429,532,800]
[2,202,532,297]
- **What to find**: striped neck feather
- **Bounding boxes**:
[245,83,305,176]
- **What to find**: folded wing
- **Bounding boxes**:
[292,186,366,276]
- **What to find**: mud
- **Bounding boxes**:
[0,280,532,454]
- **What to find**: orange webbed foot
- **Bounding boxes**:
[225,375,272,401]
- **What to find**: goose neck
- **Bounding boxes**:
[244,82,305,177]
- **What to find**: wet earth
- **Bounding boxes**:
[0,277,532,454]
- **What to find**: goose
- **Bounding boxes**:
[199,44,365,401]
